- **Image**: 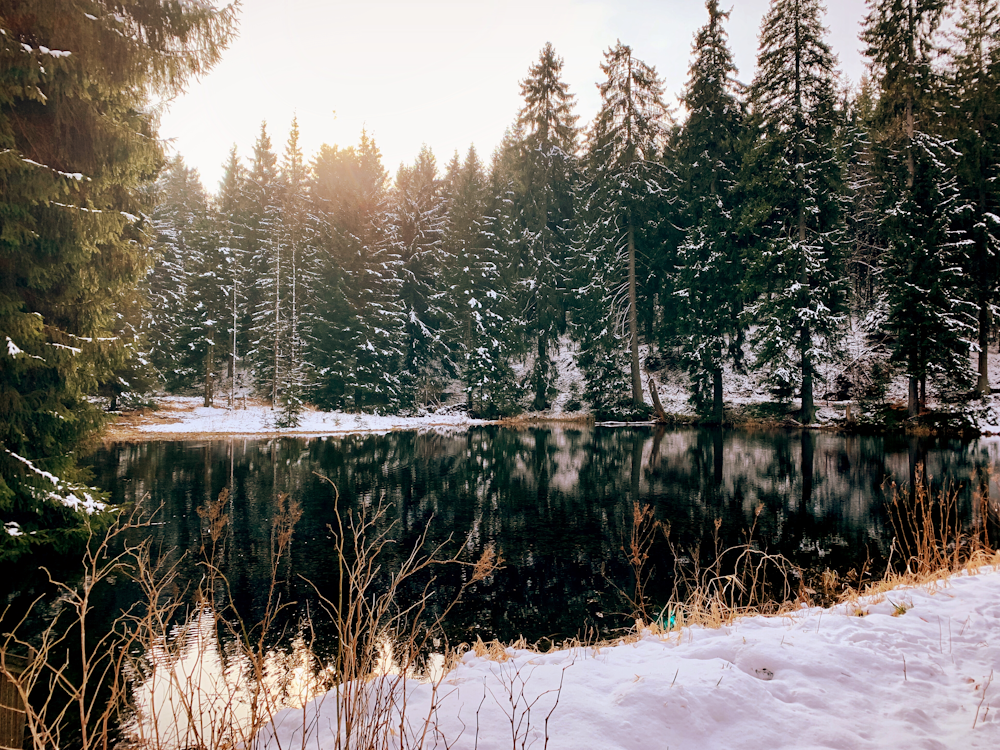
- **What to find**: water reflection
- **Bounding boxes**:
[123,607,329,750]
[86,426,999,647]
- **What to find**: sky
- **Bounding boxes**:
[157,0,872,191]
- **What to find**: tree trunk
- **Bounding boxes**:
[798,202,814,425]
[647,376,667,423]
[908,375,918,418]
[977,301,990,395]
[627,217,643,408]
[712,366,724,425]
[204,339,214,408]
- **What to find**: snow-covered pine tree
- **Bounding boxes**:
[245,123,285,408]
[0,0,234,553]
[147,156,198,388]
[216,146,250,407]
[510,43,580,411]
[274,118,312,426]
[309,133,404,412]
[582,41,672,411]
[673,0,745,423]
[945,0,1000,395]
[863,0,977,414]
[161,161,228,406]
[387,145,454,406]
[741,0,848,424]
[444,145,520,417]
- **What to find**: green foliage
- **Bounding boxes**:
[740,0,848,424]
[0,0,235,554]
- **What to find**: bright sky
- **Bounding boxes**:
[157,0,871,191]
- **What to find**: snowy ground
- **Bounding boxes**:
[257,568,1000,750]
[110,396,486,437]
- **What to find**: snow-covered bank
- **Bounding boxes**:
[114,397,486,437]
[258,569,1000,750]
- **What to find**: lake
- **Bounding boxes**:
[83,425,998,648]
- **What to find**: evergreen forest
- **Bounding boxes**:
[144,0,1000,429]
[4,0,1000,548]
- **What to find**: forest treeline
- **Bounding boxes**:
[146,0,1000,426]
[2,0,1000,548]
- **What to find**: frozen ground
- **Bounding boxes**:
[258,568,1000,750]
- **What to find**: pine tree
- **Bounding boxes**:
[863,0,977,414]
[387,145,453,406]
[741,0,848,424]
[674,0,745,422]
[216,146,250,407]
[510,43,580,410]
[274,118,312,426]
[148,157,226,405]
[0,0,235,553]
[583,41,672,411]
[444,145,519,417]
[245,123,284,408]
[946,0,1000,395]
[309,132,404,411]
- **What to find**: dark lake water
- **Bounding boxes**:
[81,425,999,648]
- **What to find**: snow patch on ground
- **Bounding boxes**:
[132,397,486,436]
[257,568,1000,750]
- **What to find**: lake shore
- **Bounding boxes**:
[258,566,1000,750]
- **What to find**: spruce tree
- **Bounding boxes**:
[387,145,453,406]
[741,0,847,424]
[511,43,580,410]
[148,157,226,405]
[445,146,519,417]
[946,0,1000,395]
[583,41,672,411]
[0,0,235,553]
[216,146,250,407]
[245,123,284,408]
[274,118,312,426]
[863,0,977,414]
[674,0,745,423]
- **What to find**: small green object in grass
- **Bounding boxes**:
[656,605,676,630]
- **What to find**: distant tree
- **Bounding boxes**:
[274,118,312,426]
[445,146,520,417]
[583,41,672,411]
[863,0,977,414]
[510,43,580,410]
[215,146,250,407]
[245,123,285,407]
[149,157,227,406]
[387,145,453,406]
[945,0,1000,395]
[309,133,403,411]
[0,0,235,555]
[673,0,745,422]
[741,0,847,424]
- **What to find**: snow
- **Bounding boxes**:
[134,396,486,436]
[256,568,1000,750]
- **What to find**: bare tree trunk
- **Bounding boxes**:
[628,217,643,408]
[272,240,281,409]
[647,376,667,423]
[204,339,214,408]
[712,365,724,424]
[908,375,919,419]
[978,301,991,395]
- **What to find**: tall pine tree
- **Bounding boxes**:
[741,0,847,424]
[863,0,977,414]
[674,1,745,423]
[583,41,672,411]
[510,43,580,410]
[0,0,235,554]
